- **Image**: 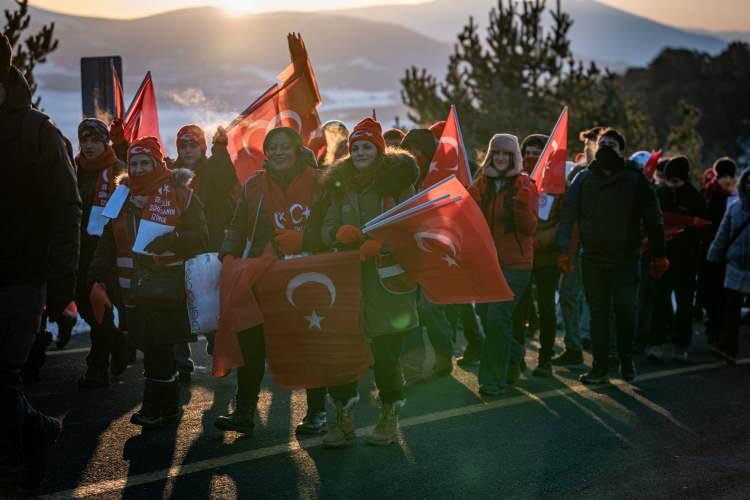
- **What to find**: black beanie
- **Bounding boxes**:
[400,128,437,160]
[665,156,691,182]
[263,126,304,154]
[521,134,549,156]
[0,33,11,84]
[713,157,737,179]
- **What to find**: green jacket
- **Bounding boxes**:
[321,150,420,337]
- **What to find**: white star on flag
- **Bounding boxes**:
[442,255,458,267]
[305,310,325,330]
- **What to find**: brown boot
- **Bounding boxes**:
[323,396,358,448]
[366,401,403,446]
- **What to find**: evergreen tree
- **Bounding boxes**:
[666,101,704,180]
[3,0,58,108]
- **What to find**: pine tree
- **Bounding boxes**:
[666,101,704,180]
[3,0,58,108]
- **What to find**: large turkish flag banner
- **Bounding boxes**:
[421,105,473,189]
[255,252,372,389]
[123,71,164,154]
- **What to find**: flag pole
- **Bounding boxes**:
[363,194,459,233]
[451,105,473,185]
[529,106,568,181]
[363,175,457,229]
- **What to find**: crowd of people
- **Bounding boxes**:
[1,32,748,494]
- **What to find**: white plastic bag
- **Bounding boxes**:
[185,252,221,335]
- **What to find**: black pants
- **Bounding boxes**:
[86,309,127,374]
[142,343,177,381]
[721,288,744,357]
[521,265,559,362]
[236,325,327,414]
[701,261,727,343]
[582,258,640,371]
[445,304,483,348]
[330,334,404,404]
[0,285,47,467]
[651,253,698,348]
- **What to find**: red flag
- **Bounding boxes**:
[530,107,568,195]
[366,177,513,305]
[643,150,663,180]
[255,251,372,389]
[227,34,322,184]
[113,66,124,120]
[212,254,275,377]
[421,105,472,189]
[123,71,163,153]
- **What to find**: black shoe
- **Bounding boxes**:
[131,380,180,429]
[214,410,255,434]
[551,349,584,367]
[532,360,552,378]
[479,385,506,397]
[295,411,328,435]
[78,371,109,389]
[620,360,636,382]
[579,368,609,385]
[20,415,62,491]
[507,362,522,385]
[457,346,481,367]
[432,356,454,377]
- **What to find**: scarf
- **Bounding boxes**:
[262,166,317,231]
[75,146,117,173]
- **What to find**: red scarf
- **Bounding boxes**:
[75,147,117,173]
[129,164,172,197]
[262,167,317,231]
[140,180,182,227]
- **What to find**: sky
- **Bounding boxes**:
[25,0,750,31]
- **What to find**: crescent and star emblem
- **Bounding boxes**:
[289,203,311,225]
[414,230,460,268]
[285,272,337,330]
[428,136,460,174]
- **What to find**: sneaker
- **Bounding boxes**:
[579,369,609,385]
[457,346,481,367]
[432,356,454,377]
[620,360,636,382]
[366,402,402,446]
[551,349,583,367]
[295,411,328,435]
[532,361,552,378]
[479,385,506,397]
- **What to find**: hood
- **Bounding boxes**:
[480,134,523,179]
[0,67,31,115]
[323,148,419,200]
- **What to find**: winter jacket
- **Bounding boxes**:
[0,67,81,316]
[707,169,750,293]
[321,150,420,337]
[657,182,708,264]
[704,179,736,236]
[170,142,239,251]
[88,169,207,346]
[220,153,325,260]
[557,158,665,267]
[471,168,540,271]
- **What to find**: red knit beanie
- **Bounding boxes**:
[128,136,165,165]
[349,118,385,153]
[176,124,207,152]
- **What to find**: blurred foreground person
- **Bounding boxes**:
[0,34,81,495]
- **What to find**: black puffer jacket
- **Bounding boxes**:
[0,67,81,316]
[657,182,708,261]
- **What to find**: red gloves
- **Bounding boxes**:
[110,118,126,146]
[275,228,305,255]
[515,186,532,206]
[359,239,383,262]
[222,255,236,264]
[90,283,112,325]
[650,257,670,279]
[336,225,364,246]
[558,254,574,274]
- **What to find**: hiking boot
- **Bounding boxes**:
[457,345,481,367]
[432,356,453,377]
[551,349,583,367]
[479,385,506,397]
[532,360,552,378]
[579,368,610,385]
[78,370,109,390]
[214,397,256,435]
[367,401,403,446]
[131,380,180,429]
[620,360,637,382]
[295,411,328,435]
[20,414,62,492]
[323,396,358,448]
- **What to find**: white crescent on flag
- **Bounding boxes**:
[286,273,337,308]
[266,110,303,133]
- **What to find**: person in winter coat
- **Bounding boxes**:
[707,167,750,363]
[88,137,208,428]
[558,128,667,384]
[649,157,708,362]
[215,127,329,436]
[384,128,405,149]
[316,120,349,170]
[320,117,420,447]
[0,34,81,495]
[699,157,738,344]
[74,119,129,389]
[471,133,539,396]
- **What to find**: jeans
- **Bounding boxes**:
[417,292,454,359]
[330,333,404,404]
[0,285,46,467]
[582,258,640,371]
[558,253,584,352]
[478,269,532,388]
[445,303,483,348]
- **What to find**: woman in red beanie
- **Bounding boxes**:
[320,118,420,448]
[88,137,208,428]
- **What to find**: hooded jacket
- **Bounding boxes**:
[321,149,420,337]
[0,67,81,315]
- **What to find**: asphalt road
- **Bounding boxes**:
[20,328,750,500]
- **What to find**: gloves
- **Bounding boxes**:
[110,118,126,146]
[359,239,383,262]
[213,125,228,145]
[144,231,177,255]
[514,186,532,206]
[336,225,364,246]
[275,228,305,255]
[650,257,670,279]
[90,283,112,325]
[222,255,237,264]
[558,254,574,274]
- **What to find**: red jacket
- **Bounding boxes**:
[471,173,539,270]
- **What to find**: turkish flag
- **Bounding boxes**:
[212,254,275,377]
[366,177,513,305]
[227,34,322,184]
[530,107,568,195]
[255,251,372,389]
[643,150,663,180]
[123,71,164,154]
[421,105,473,189]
